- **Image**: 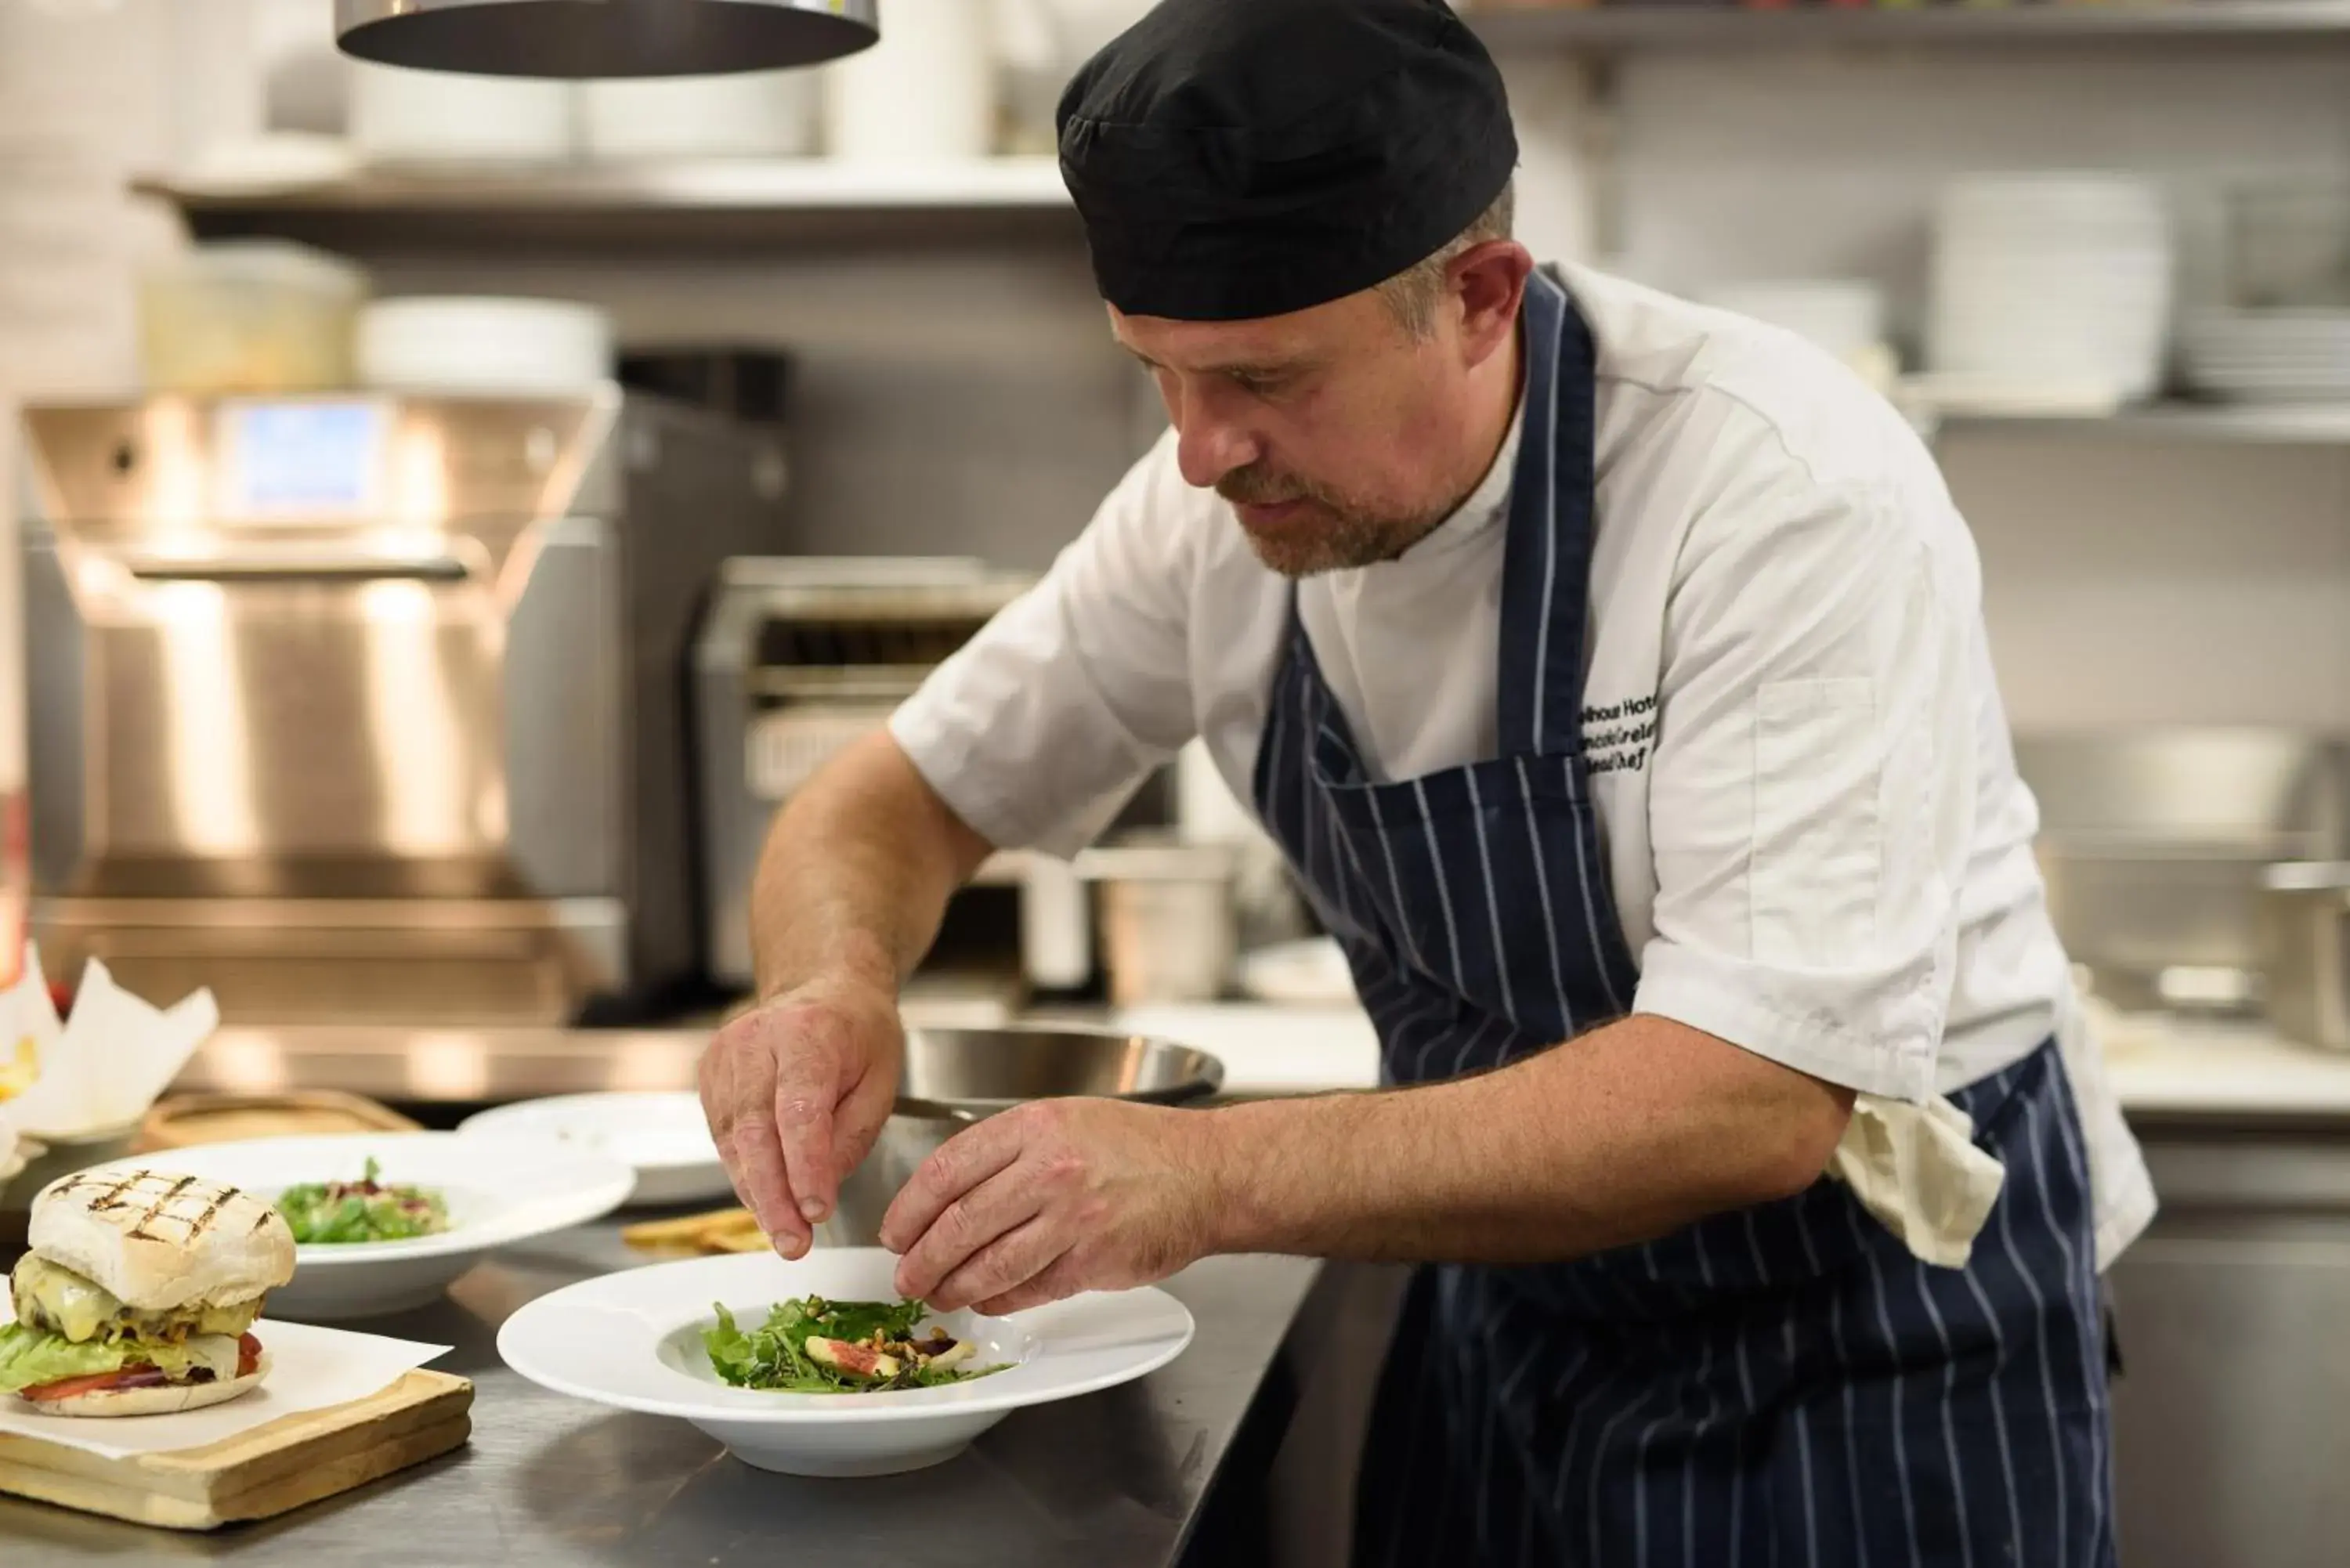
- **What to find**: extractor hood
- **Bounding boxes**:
[334,0,880,78]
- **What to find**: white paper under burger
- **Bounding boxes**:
[1928,172,2175,402]
[350,62,572,166]
[583,71,818,160]
[0,1305,449,1461]
[357,296,613,396]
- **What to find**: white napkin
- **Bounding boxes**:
[1828,1093,2006,1270]
[1,941,62,1104]
[0,947,219,1140]
[0,1308,451,1461]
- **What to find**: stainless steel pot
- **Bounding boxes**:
[2259,862,2350,1050]
[1079,836,1240,1005]
[817,1025,1224,1248]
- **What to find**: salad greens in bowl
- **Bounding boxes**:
[703,1295,1003,1394]
[275,1157,450,1245]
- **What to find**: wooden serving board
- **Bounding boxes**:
[0,1369,472,1531]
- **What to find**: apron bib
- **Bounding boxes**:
[1249,270,2117,1568]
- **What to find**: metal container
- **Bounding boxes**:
[1081,836,1240,1006]
[2259,863,2350,1050]
[692,558,1033,989]
[818,1025,1224,1247]
[2015,731,2350,1013]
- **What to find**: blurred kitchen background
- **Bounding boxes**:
[3,2,2350,1562]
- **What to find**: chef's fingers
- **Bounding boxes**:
[702,1035,792,1245]
[927,1219,1071,1314]
[728,1074,810,1259]
[765,1054,841,1252]
[970,1250,1090,1317]
[830,1060,898,1189]
[891,1161,1045,1302]
[878,1115,1025,1257]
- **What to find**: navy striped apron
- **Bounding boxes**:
[1249,270,2117,1568]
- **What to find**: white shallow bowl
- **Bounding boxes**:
[497,1248,1195,1477]
[458,1092,731,1208]
[356,296,613,396]
[73,1133,635,1321]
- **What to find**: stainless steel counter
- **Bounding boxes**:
[0,1224,1321,1566]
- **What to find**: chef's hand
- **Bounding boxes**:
[880,1099,1218,1313]
[700,978,902,1259]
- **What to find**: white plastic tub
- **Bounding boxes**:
[357,296,613,396]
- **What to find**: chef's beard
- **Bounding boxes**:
[1216,464,1435,578]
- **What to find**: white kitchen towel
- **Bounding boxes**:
[1830,1093,2007,1270]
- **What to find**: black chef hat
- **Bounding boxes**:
[1056,0,1517,323]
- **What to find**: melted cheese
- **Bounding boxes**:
[9,1255,262,1344]
[178,1334,243,1382]
[13,1255,115,1342]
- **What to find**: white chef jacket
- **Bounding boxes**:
[891,263,2154,1266]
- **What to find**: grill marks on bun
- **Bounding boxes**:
[50,1170,253,1246]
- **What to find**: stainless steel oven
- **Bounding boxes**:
[20,390,789,1023]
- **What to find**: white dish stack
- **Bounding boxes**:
[349,63,575,167]
[580,71,819,161]
[1926,173,2175,406]
[1695,279,1897,395]
[2179,311,2350,403]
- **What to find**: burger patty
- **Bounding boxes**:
[9,1254,263,1346]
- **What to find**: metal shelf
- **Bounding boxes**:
[1466,1,2350,52]
[1929,402,2350,444]
[137,156,1079,251]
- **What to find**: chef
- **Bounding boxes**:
[700,0,2154,1562]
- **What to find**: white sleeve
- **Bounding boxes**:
[1630,464,1975,1104]
[888,435,1201,858]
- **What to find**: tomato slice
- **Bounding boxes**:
[20,1335,262,1402]
[20,1364,166,1403]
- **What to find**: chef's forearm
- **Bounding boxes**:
[747,732,996,1000]
[1195,1014,1855,1264]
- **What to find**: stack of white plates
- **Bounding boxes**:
[1927,173,2175,403]
[2179,309,2350,403]
[349,63,574,167]
[580,71,818,161]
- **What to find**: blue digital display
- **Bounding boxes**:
[224,401,384,515]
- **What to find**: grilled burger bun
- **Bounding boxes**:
[31,1169,295,1311]
[3,1170,295,1416]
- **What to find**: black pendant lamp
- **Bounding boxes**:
[334,0,880,79]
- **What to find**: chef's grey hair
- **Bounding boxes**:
[1376,182,1517,338]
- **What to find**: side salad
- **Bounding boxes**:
[703,1295,1003,1393]
[275,1158,450,1244]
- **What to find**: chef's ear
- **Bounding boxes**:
[1449,240,1536,367]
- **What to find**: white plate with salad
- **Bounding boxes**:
[496,1248,1195,1476]
[73,1133,636,1321]
[457,1090,730,1207]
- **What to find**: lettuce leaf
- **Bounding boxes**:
[700,1297,995,1394]
[0,1323,129,1393]
[0,1323,233,1392]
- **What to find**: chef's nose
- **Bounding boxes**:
[1172,392,1262,491]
